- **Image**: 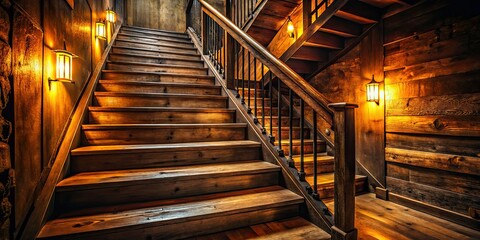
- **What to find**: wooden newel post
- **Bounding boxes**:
[224,0,235,89]
[328,102,358,240]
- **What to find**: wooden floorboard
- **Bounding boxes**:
[325,193,480,240]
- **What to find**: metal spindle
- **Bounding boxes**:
[254,58,258,121]
[247,52,251,113]
[288,89,294,167]
[269,72,273,143]
[315,0,318,19]
[312,111,319,199]
[241,48,245,104]
[299,99,305,181]
[277,79,283,156]
[261,64,266,134]
[235,42,240,97]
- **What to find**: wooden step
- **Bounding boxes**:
[55,161,280,212]
[97,80,221,95]
[117,33,192,45]
[101,70,215,85]
[70,140,262,173]
[261,116,301,127]
[195,217,330,240]
[269,127,310,140]
[336,0,380,24]
[115,40,197,54]
[293,153,334,174]
[88,107,235,124]
[115,38,195,49]
[121,26,189,39]
[306,31,344,50]
[81,123,247,145]
[306,173,367,199]
[106,61,209,75]
[281,139,327,156]
[256,106,289,116]
[111,46,201,61]
[109,52,205,67]
[38,187,303,240]
[93,92,227,108]
[321,16,362,38]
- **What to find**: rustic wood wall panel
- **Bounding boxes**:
[126,0,187,32]
[384,0,480,218]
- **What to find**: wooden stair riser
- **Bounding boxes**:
[294,157,335,175]
[56,172,279,212]
[317,178,367,199]
[268,128,310,140]
[97,81,221,95]
[115,41,197,54]
[121,28,189,39]
[70,143,262,173]
[256,107,289,116]
[88,109,235,124]
[261,116,301,127]
[109,54,205,67]
[93,94,227,108]
[116,38,195,49]
[81,125,246,145]
[237,89,267,98]
[111,47,201,61]
[281,141,327,156]
[106,62,208,75]
[117,33,192,45]
[101,72,214,85]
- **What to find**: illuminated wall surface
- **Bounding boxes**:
[0,1,125,235]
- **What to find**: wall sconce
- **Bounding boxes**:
[96,20,107,40]
[49,47,76,85]
[287,17,295,38]
[106,9,116,23]
[366,75,379,104]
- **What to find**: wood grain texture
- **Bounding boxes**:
[126,0,187,31]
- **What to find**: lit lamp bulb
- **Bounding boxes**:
[287,17,295,38]
[96,20,107,40]
[366,75,379,104]
[106,9,116,23]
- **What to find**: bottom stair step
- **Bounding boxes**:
[193,216,330,240]
[38,186,303,240]
[306,173,367,199]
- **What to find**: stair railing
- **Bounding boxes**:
[232,0,263,29]
[191,1,358,239]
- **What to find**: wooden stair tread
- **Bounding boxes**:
[281,139,325,145]
[82,123,247,130]
[56,161,279,190]
[117,32,192,44]
[109,52,204,63]
[112,45,201,56]
[71,140,261,156]
[88,106,235,113]
[94,92,225,99]
[98,80,220,88]
[306,173,367,186]
[101,69,214,79]
[106,60,208,71]
[122,26,189,37]
[292,153,334,163]
[38,188,303,238]
[115,38,195,49]
[247,219,330,240]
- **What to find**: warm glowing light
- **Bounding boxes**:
[55,50,73,81]
[106,9,116,23]
[366,75,379,104]
[96,21,107,39]
[287,17,295,38]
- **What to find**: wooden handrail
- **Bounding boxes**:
[199,0,334,127]
[18,22,122,240]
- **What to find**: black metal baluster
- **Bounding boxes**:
[241,47,245,104]
[261,64,266,134]
[277,79,284,157]
[315,0,319,19]
[235,42,240,98]
[312,111,319,199]
[268,72,274,144]
[299,99,306,181]
[288,89,294,167]
[247,52,251,113]
[253,57,258,122]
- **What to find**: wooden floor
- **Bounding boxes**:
[325,194,480,240]
[193,193,480,240]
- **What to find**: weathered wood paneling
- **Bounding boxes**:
[384,0,480,220]
[126,0,187,32]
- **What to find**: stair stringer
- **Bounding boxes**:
[187,28,334,233]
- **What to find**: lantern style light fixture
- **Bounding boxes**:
[106,9,116,23]
[96,20,107,40]
[287,17,295,38]
[49,44,76,85]
[366,75,379,104]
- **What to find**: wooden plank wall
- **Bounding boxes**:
[383,0,480,219]
[126,0,187,32]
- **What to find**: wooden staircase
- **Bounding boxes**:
[37,25,329,240]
